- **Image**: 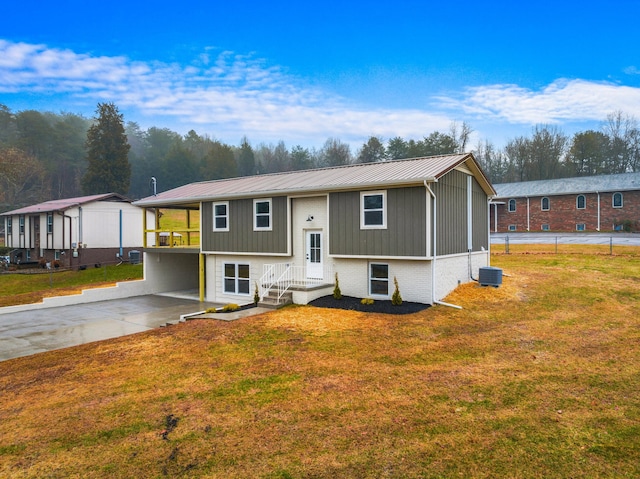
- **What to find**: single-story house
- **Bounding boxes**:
[490,171,640,233]
[1,193,154,268]
[133,154,496,306]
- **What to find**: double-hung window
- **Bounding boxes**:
[254,199,272,231]
[6,217,11,235]
[213,202,229,231]
[508,199,516,212]
[369,263,389,297]
[361,191,386,229]
[223,263,250,295]
[47,213,53,233]
[19,216,25,234]
[576,195,586,209]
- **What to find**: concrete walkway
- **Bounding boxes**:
[0,295,268,362]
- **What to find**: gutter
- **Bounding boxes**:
[424,178,463,310]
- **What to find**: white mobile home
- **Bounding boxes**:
[2,193,154,268]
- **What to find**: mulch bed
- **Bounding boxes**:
[308,295,430,315]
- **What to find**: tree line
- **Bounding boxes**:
[1,101,639,211]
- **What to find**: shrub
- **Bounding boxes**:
[205,307,217,313]
[360,298,374,305]
[222,303,240,312]
[254,282,260,305]
[333,272,342,300]
[392,276,403,306]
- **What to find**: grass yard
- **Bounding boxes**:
[0,263,143,307]
[0,251,639,478]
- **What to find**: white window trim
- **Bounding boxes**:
[361,190,387,229]
[213,201,229,232]
[541,197,550,211]
[253,198,272,231]
[576,195,586,210]
[576,223,586,231]
[369,262,390,298]
[541,224,550,231]
[508,199,516,212]
[508,224,516,231]
[612,192,623,208]
[223,262,251,296]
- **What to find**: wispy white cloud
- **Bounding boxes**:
[0,39,449,143]
[2,39,640,146]
[437,79,640,125]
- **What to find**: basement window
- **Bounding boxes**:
[576,223,586,231]
[369,263,389,297]
[541,224,550,231]
[508,224,516,232]
[223,263,250,295]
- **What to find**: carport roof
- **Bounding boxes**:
[493,171,640,199]
[134,153,496,207]
[1,193,131,216]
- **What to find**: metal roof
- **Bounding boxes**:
[492,172,640,199]
[1,193,130,216]
[134,154,495,207]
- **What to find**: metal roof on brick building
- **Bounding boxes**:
[1,193,130,216]
[134,153,495,207]
[493,171,640,199]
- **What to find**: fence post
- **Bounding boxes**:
[505,235,510,254]
[555,236,558,254]
[610,236,613,255]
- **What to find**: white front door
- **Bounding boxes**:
[306,230,323,279]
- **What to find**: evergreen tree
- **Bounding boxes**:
[82,102,131,195]
[237,136,256,176]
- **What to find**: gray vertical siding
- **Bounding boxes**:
[433,169,489,256]
[433,170,468,256]
[202,196,288,254]
[329,187,427,257]
[472,179,489,251]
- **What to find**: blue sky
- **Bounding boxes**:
[2,0,640,150]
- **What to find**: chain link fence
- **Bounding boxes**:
[490,233,640,255]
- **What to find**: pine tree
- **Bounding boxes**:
[82,103,131,195]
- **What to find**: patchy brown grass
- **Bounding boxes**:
[1,252,639,478]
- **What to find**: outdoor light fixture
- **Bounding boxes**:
[306,215,314,221]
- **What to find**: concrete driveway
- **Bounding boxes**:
[0,295,223,362]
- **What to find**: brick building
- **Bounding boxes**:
[490,172,640,233]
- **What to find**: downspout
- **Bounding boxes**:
[526,197,530,231]
[78,207,83,245]
[424,179,462,310]
[597,192,601,231]
[119,209,123,258]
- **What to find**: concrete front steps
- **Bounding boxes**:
[258,290,293,309]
